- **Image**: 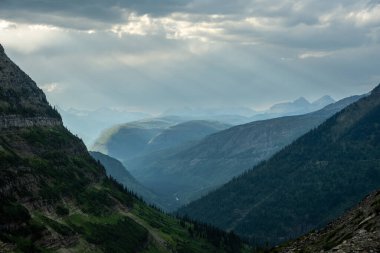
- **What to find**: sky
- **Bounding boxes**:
[0,0,379,113]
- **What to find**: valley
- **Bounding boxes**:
[1,1,379,250]
[92,95,361,210]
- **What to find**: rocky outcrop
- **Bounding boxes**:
[0,115,62,129]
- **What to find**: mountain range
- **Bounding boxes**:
[59,94,335,148]
[121,95,360,210]
[178,84,380,245]
[161,96,335,124]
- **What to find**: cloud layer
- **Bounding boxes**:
[0,0,379,112]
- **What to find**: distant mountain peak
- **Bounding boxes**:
[269,96,311,114]
[0,44,4,54]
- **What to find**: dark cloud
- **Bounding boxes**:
[0,0,192,29]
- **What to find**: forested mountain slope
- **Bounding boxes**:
[179,83,380,245]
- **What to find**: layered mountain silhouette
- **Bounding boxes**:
[0,44,246,252]
[159,96,335,125]
[91,95,335,168]
[178,84,380,245]
[126,95,360,210]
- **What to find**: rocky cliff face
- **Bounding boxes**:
[0,115,61,129]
